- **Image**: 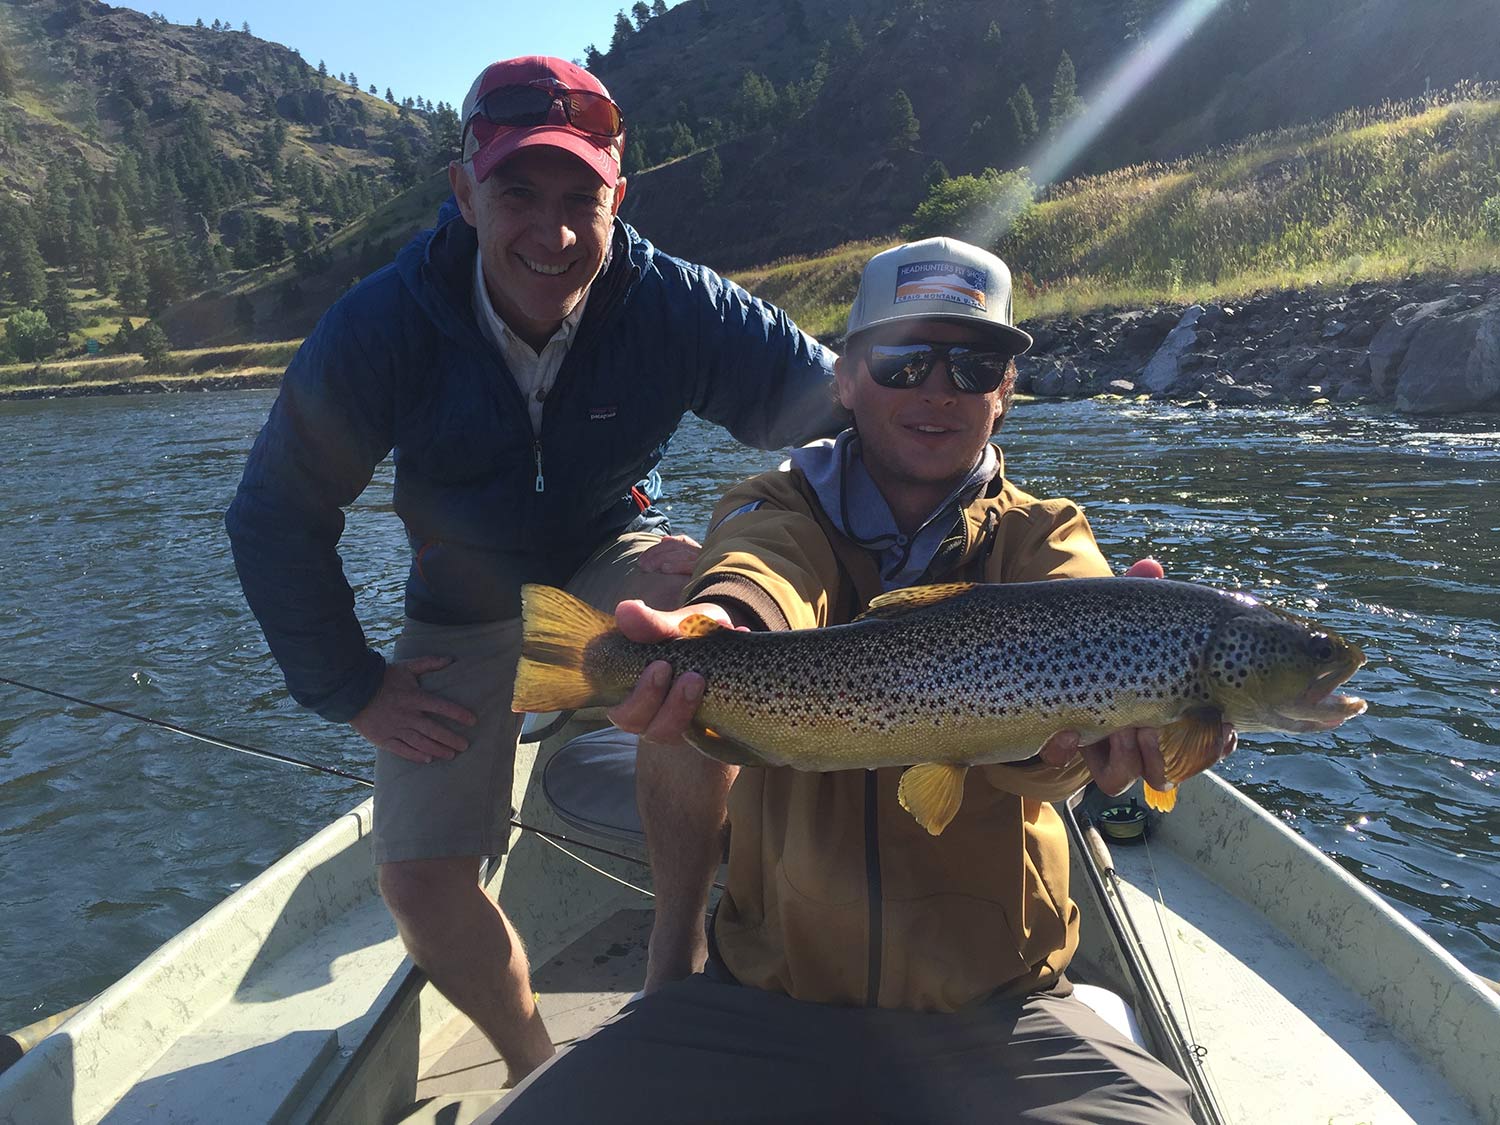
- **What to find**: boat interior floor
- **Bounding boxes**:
[395,907,652,1124]
[1097,833,1480,1124]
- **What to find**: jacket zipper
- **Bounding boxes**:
[533,439,545,493]
[864,769,883,1007]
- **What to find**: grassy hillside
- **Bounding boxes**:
[735,85,1500,337]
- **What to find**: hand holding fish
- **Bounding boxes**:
[1034,557,1237,797]
[605,600,746,748]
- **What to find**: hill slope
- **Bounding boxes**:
[602,0,1500,268]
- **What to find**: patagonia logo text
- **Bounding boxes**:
[894,261,988,311]
[589,405,619,421]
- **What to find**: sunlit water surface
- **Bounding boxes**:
[0,391,1496,1032]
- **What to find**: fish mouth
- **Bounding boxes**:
[1276,661,1368,731]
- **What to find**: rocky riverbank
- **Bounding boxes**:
[1015,274,1500,413]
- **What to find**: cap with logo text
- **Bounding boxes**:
[846,237,1033,355]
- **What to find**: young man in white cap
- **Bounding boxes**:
[487,238,1234,1121]
[226,56,841,1079]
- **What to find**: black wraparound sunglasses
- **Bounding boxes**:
[864,342,1014,394]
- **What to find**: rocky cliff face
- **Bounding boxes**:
[1016,275,1500,414]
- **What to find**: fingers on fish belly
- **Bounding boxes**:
[1147,708,1225,812]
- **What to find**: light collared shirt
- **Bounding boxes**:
[472,248,590,434]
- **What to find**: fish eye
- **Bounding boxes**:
[1310,636,1335,662]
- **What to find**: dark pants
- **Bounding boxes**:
[485,974,1194,1124]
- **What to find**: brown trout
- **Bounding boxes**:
[512,579,1366,834]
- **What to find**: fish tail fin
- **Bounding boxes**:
[1144,782,1178,812]
[512,584,615,713]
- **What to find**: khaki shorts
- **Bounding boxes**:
[373,531,685,865]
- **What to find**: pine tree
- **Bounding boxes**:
[632,1,651,31]
[1008,83,1039,147]
[134,321,172,366]
[839,16,864,57]
[349,71,358,88]
[241,20,250,33]
[0,41,18,99]
[651,0,667,14]
[585,44,605,70]
[889,89,920,149]
[385,87,396,104]
[611,10,634,52]
[43,271,81,345]
[984,21,1002,47]
[2,213,47,305]
[369,83,378,96]
[700,149,722,199]
[1049,51,1081,131]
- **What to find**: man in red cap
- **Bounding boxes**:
[227,56,842,1080]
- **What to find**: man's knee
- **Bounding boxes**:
[378,856,484,923]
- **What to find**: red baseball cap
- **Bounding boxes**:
[460,56,623,188]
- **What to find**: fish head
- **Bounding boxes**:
[1203,606,1367,733]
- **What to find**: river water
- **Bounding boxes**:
[0,390,1496,1034]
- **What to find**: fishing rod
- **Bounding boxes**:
[1064,792,1228,1125]
[0,673,659,875]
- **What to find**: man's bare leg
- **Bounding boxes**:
[636,736,737,992]
[379,857,556,1082]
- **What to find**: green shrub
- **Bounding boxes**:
[134,321,172,366]
[5,309,54,363]
[904,168,1035,246]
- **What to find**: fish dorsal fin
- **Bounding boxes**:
[897,762,970,835]
[859,583,976,621]
[1148,707,1224,812]
[678,614,725,638]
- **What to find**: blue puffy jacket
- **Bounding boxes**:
[226,214,840,722]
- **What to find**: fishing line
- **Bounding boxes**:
[1140,832,1212,1064]
[0,673,668,878]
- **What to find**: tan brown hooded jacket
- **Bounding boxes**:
[682,454,1113,1012]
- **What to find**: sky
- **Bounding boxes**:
[113,1,635,110]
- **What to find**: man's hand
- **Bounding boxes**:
[606,599,740,746]
[350,656,477,764]
[1037,555,1237,794]
[636,534,703,576]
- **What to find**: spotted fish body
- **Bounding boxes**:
[513,579,1366,833]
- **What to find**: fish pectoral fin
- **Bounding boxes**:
[897,763,969,836]
[1150,707,1224,812]
[678,614,725,638]
[858,583,977,620]
[686,722,766,767]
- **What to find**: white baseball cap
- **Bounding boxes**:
[846,237,1033,355]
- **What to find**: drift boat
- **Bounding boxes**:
[1,718,1497,1124]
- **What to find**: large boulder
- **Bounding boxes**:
[1368,296,1464,394]
[1138,305,1204,392]
[1393,299,1500,414]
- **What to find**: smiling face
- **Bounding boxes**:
[449,146,626,351]
[835,318,1010,532]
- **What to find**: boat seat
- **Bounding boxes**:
[542,727,1148,1051]
[542,726,645,844]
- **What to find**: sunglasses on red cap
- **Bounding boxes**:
[462,80,624,159]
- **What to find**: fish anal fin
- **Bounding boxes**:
[859,583,976,620]
[678,614,725,639]
[897,762,969,836]
[1155,707,1224,806]
[1144,783,1178,812]
[687,722,766,767]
